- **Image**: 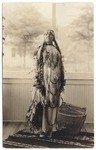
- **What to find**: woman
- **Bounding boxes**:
[26,30,65,137]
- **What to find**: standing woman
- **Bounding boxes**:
[26,30,65,137]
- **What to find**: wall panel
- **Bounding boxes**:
[3,78,94,123]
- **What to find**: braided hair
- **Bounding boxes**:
[34,42,46,96]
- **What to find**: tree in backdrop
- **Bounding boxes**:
[3,5,51,69]
[70,5,93,71]
[2,16,6,56]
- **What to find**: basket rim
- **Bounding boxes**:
[58,112,87,118]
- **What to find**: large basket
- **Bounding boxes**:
[57,102,87,135]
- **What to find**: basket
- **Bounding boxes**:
[57,102,87,135]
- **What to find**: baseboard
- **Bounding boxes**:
[3,120,94,124]
[3,120,26,123]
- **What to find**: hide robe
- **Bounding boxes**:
[26,43,65,133]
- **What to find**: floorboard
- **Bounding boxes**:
[84,123,94,133]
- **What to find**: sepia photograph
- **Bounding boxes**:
[2,2,94,148]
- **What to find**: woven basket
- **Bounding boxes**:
[57,102,87,135]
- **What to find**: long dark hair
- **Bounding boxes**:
[34,35,65,96]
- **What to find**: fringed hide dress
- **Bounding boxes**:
[42,45,63,132]
[26,43,65,133]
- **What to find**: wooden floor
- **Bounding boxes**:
[3,122,94,140]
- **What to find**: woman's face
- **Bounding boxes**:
[44,32,54,44]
